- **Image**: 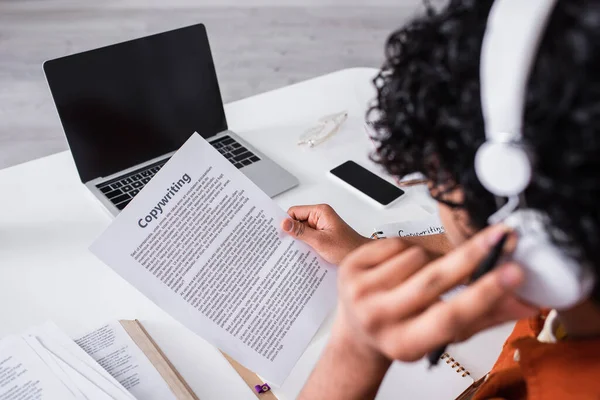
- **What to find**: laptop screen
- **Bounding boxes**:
[44,24,228,183]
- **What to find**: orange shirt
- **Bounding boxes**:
[473,313,600,399]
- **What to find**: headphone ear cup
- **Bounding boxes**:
[512,233,595,309]
[475,141,532,197]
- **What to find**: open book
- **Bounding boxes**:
[0,320,196,400]
[90,133,337,385]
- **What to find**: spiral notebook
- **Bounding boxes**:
[376,353,474,400]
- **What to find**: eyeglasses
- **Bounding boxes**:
[297,111,348,148]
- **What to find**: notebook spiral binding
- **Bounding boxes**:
[441,353,471,378]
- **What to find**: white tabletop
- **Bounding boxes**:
[0,68,513,399]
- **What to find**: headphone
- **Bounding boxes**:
[475,0,596,309]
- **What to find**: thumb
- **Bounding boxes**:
[282,219,320,247]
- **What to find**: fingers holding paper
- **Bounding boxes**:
[281,204,371,265]
[333,225,538,362]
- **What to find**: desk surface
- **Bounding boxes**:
[0,68,513,399]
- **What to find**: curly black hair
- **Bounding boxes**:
[369,0,600,301]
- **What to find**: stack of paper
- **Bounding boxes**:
[0,322,135,399]
[0,320,196,400]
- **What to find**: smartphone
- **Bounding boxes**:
[329,161,405,207]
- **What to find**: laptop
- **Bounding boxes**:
[43,23,298,216]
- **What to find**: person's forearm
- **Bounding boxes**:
[298,327,391,400]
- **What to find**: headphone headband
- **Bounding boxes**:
[481,0,557,141]
[476,0,558,197]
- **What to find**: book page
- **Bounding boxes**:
[0,336,77,400]
[90,133,337,384]
[74,321,176,400]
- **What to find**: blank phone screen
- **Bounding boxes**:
[330,161,405,205]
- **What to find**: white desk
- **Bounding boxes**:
[0,68,513,399]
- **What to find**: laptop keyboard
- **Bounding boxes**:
[211,135,261,167]
[96,135,260,211]
[96,160,167,210]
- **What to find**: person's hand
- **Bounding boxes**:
[330,225,539,362]
[281,204,371,265]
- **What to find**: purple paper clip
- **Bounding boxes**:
[254,383,271,394]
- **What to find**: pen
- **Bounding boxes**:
[396,179,428,187]
[427,232,510,368]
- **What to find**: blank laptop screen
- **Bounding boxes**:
[44,24,227,183]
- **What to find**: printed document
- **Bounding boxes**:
[90,133,337,384]
[2,320,195,400]
[75,321,175,400]
[24,322,134,400]
[0,336,76,400]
